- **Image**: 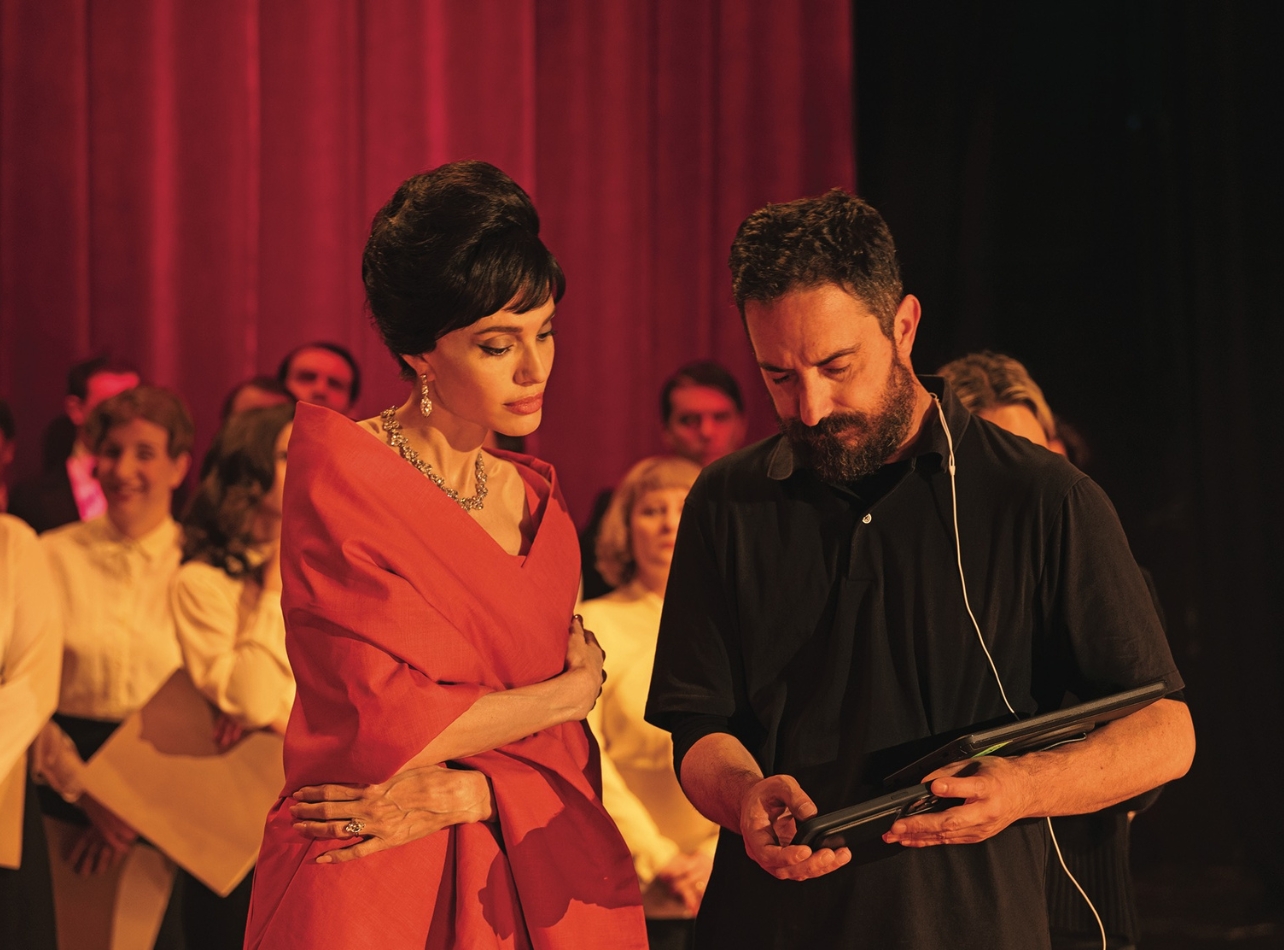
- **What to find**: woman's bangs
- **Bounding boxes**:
[469,231,565,317]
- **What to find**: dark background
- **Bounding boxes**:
[856,0,1283,891]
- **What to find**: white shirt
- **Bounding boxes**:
[41,515,183,721]
[0,514,62,778]
[582,582,720,890]
[172,561,294,730]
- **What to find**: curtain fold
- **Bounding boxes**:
[0,0,852,522]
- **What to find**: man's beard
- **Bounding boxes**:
[778,357,917,483]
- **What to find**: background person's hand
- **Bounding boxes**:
[882,755,1035,847]
[654,851,714,913]
[212,711,247,751]
[739,774,850,881]
[289,764,494,864]
[70,793,138,874]
[79,793,138,852]
[67,824,129,875]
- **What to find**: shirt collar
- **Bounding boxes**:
[766,374,971,482]
[622,579,665,610]
[85,514,180,562]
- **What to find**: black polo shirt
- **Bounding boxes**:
[645,377,1182,950]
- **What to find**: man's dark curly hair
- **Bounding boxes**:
[728,188,902,338]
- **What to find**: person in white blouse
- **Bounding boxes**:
[581,455,717,950]
[33,385,193,950]
[0,513,62,948]
[172,402,295,949]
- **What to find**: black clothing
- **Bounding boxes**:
[646,377,1182,950]
[645,917,695,950]
[579,488,614,601]
[0,776,58,950]
[179,867,253,950]
[1046,568,1169,949]
[1047,811,1137,950]
[9,465,78,535]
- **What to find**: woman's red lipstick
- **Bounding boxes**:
[505,393,544,415]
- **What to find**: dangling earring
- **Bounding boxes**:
[419,374,433,417]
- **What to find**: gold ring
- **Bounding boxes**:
[343,819,365,836]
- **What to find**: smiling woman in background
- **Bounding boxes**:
[245,161,645,950]
[581,455,718,950]
[34,385,193,950]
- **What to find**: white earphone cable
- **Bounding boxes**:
[931,393,1106,950]
[933,394,1015,717]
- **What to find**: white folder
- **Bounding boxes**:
[81,670,285,896]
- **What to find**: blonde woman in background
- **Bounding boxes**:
[582,455,717,950]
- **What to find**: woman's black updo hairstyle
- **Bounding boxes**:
[183,403,295,579]
[363,160,565,378]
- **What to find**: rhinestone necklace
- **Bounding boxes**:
[381,407,488,511]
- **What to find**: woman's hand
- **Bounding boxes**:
[289,765,495,864]
[70,794,138,874]
[654,852,714,914]
[212,711,247,751]
[68,825,128,876]
[563,615,606,719]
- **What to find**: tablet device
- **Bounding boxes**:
[882,679,1169,790]
[792,782,963,851]
[791,681,1169,852]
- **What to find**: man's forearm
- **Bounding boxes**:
[1016,697,1195,817]
[678,732,765,831]
[678,732,853,880]
[886,697,1195,847]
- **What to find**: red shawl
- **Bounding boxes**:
[245,405,644,949]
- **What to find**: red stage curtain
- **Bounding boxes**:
[0,0,851,523]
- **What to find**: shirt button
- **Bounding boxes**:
[862,513,872,524]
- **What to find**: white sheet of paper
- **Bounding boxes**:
[0,751,26,869]
[81,670,285,896]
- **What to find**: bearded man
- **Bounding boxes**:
[644,190,1194,949]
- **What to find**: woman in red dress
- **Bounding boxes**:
[244,161,645,949]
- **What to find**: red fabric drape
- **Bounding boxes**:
[248,404,644,947]
[0,0,851,522]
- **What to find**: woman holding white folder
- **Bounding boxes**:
[34,386,193,950]
[172,402,296,950]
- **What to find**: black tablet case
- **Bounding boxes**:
[792,680,1170,850]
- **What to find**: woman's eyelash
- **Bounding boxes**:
[480,329,555,356]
